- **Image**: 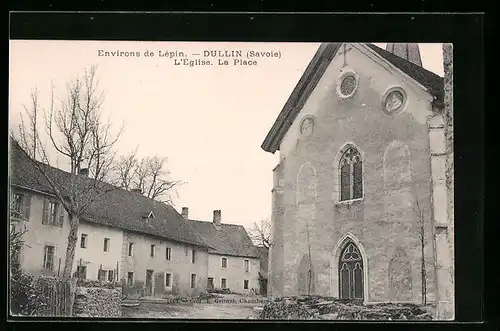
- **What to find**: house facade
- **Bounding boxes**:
[261,43,454,319]
[121,231,209,296]
[184,208,261,294]
[9,140,212,297]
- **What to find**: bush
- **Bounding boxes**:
[9,226,46,316]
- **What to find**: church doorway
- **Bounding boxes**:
[339,241,364,300]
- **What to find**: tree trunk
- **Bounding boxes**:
[62,213,79,278]
[420,222,427,305]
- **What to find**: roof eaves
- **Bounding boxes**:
[82,216,212,249]
[261,43,341,154]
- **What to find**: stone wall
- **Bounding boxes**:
[72,281,122,317]
[260,296,434,320]
[437,42,454,320]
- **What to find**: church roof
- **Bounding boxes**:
[261,43,445,154]
[9,139,212,249]
[187,219,260,258]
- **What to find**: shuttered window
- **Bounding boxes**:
[43,245,55,270]
[42,199,62,227]
[11,193,31,221]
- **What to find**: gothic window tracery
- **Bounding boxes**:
[339,242,364,299]
[339,147,363,201]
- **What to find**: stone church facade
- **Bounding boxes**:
[261,43,454,319]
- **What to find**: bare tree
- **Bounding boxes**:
[113,151,183,204]
[249,218,272,249]
[415,195,427,305]
[20,88,40,156]
[15,65,123,278]
[305,219,314,296]
[112,149,138,190]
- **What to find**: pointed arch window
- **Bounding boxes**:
[339,241,364,300]
[339,147,363,201]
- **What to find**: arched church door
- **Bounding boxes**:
[339,242,364,300]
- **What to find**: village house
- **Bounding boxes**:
[9,139,212,296]
[182,208,261,294]
[261,43,454,319]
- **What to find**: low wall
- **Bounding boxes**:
[260,296,434,320]
[72,280,122,317]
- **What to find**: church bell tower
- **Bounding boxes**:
[385,43,423,67]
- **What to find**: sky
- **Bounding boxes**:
[9,41,444,231]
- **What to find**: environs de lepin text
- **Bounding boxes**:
[97,49,281,67]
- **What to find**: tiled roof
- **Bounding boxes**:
[9,139,211,249]
[261,43,444,153]
[365,43,444,104]
[187,219,259,258]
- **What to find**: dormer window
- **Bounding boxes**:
[142,211,155,219]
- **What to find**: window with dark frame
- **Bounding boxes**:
[128,243,134,256]
[80,234,88,248]
[165,273,172,287]
[221,278,227,289]
[108,270,114,282]
[191,249,196,264]
[43,245,55,270]
[222,257,227,268]
[127,272,134,286]
[103,238,110,252]
[190,274,196,289]
[339,147,363,201]
[244,280,249,290]
[98,269,107,281]
[166,247,171,260]
[76,265,87,280]
[49,201,58,224]
[244,259,249,272]
[150,244,156,257]
[42,199,62,227]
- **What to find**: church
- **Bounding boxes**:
[260,43,454,319]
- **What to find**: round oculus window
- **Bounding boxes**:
[299,117,314,137]
[383,90,406,114]
[336,71,359,99]
[340,75,357,96]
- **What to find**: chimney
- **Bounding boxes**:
[131,188,142,194]
[78,168,89,176]
[181,207,189,220]
[213,210,221,226]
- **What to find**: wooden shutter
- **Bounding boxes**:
[58,204,65,227]
[42,199,49,224]
[22,195,31,221]
[43,246,47,268]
